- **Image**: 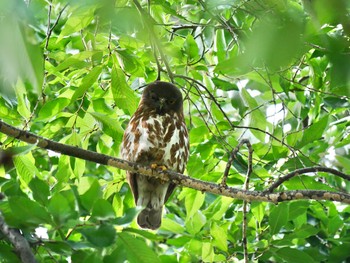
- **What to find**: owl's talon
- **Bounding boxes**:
[150,164,167,171]
[160,165,167,171]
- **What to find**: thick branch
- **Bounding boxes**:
[0,213,37,263]
[1,120,350,204]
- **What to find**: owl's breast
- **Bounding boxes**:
[121,112,189,172]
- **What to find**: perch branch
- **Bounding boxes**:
[0,213,37,263]
[1,120,350,204]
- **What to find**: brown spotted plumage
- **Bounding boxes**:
[121,81,189,230]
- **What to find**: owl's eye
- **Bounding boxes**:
[168,99,176,104]
[150,93,158,101]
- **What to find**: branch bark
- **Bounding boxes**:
[1,120,350,204]
[265,167,350,192]
[0,213,37,263]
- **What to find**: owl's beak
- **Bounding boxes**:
[159,98,166,110]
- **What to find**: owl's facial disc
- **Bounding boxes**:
[143,81,183,114]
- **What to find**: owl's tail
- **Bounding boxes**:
[137,207,162,230]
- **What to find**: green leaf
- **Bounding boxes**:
[29,177,50,206]
[112,208,138,225]
[118,232,161,263]
[288,225,319,239]
[241,89,269,141]
[329,243,350,262]
[48,193,78,225]
[73,156,86,179]
[269,203,289,234]
[37,98,70,121]
[185,34,199,62]
[0,243,21,263]
[288,201,308,219]
[9,196,51,226]
[212,77,238,91]
[215,29,227,62]
[297,116,328,148]
[123,227,164,242]
[10,144,37,156]
[167,236,191,247]
[111,57,138,114]
[0,97,21,120]
[323,96,349,108]
[185,211,206,235]
[116,50,145,77]
[78,177,102,211]
[328,215,343,235]
[14,154,39,185]
[0,9,43,93]
[202,242,215,262]
[55,155,74,185]
[161,218,185,234]
[210,223,228,251]
[214,55,250,76]
[71,66,102,102]
[15,80,31,119]
[89,111,124,139]
[251,202,266,224]
[58,6,95,42]
[336,155,350,172]
[52,51,101,72]
[80,224,116,247]
[91,199,116,220]
[276,247,316,263]
[44,241,72,255]
[182,189,205,221]
[203,196,232,221]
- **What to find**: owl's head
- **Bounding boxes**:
[142,81,183,114]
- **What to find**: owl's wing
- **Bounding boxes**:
[164,182,176,204]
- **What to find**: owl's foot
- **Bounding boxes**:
[150,163,167,171]
[150,164,168,184]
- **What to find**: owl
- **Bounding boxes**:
[121,81,189,230]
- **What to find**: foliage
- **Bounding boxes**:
[0,0,350,262]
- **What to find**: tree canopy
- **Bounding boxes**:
[0,0,350,262]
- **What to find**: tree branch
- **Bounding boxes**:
[0,212,37,263]
[265,167,350,193]
[1,120,350,204]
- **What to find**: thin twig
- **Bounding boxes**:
[222,140,250,186]
[45,3,68,50]
[242,140,253,263]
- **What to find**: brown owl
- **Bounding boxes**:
[121,81,189,230]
